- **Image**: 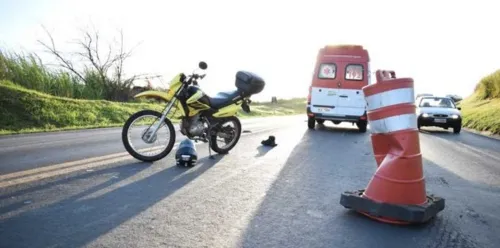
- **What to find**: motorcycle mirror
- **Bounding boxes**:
[199,61,208,70]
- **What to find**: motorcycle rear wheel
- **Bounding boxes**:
[209,116,242,154]
[122,110,176,162]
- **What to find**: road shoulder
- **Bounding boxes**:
[464,127,500,141]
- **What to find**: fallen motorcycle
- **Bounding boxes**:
[121,61,265,162]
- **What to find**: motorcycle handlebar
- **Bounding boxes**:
[184,73,205,85]
[181,62,208,85]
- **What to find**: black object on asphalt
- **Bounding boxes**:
[261,136,278,147]
[175,138,198,167]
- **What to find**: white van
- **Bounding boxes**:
[306,45,370,132]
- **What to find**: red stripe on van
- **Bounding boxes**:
[311,80,367,90]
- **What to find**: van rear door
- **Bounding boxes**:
[334,63,367,116]
[310,63,339,115]
[335,89,366,116]
[310,86,339,115]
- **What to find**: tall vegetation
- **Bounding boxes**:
[1,50,96,99]
[0,26,153,101]
[459,69,500,135]
[473,69,500,100]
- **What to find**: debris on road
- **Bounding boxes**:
[261,136,278,147]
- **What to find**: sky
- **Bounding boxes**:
[1,0,499,101]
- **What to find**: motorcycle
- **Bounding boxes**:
[121,61,265,162]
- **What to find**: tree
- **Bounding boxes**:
[37,25,143,101]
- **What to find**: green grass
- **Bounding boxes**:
[458,69,500,135]
[0,80,165,135]
[459,94,500,135]
[0,80,306,135]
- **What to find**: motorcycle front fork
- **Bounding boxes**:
[145,98,177,143]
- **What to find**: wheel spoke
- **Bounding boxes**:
[213,118,240,151]
[126,114,172,158]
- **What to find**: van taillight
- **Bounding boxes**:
[360,112,367,120]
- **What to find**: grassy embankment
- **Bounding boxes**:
[458,69,500,135]
[0,80,306,135]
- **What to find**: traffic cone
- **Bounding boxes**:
[370,134,389,167]
[340,70,445,224]
[368,71,399,167]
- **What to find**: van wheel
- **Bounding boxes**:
[357,120,367,133]
[453,125,461,134]
[316,119,324,125]
[308,117,315,129]
[332,121,341,125]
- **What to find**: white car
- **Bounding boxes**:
[416,96,462,134]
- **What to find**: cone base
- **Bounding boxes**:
[339,189,445,224]
[358,211,411,225]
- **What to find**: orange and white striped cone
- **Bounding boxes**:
[368,71,414,167]
[339,70,445,225]
[370,134,389,167]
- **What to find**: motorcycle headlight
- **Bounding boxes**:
[422,113,429,118]
[451,114,459,119]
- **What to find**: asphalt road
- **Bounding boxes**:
[0,115,499,248]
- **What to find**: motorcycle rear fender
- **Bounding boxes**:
[213,101,242,118]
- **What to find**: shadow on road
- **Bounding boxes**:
[314,123,363,134]
[419,127,454,134]
[238,128,494,248]
[0,156,222,248]
[255,145,275,157]
[0,161,149,202]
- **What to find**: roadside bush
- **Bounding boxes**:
[474,69,500,100]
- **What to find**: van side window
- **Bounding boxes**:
[345,64,364,81]
[318,63,337,79]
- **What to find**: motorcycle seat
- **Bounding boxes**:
[209,90,241,109]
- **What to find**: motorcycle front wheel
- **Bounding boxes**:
[122,110,176,162]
